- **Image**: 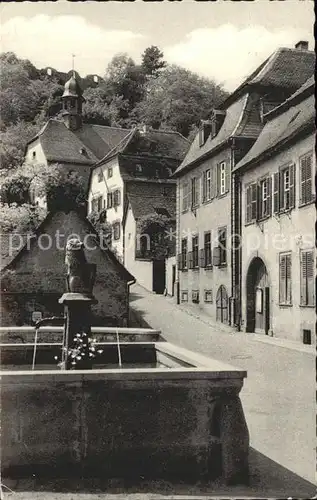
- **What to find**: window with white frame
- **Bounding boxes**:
[300,250,314,306]
[259,177,272,219]
[182,182,190,212]
[217,161,227,196]
[191,177,199,207]
[245,182,257,224]
[279,252,292,305]
[202,169,212,202]
[274,164,295,213]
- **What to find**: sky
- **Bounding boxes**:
[0,1,314,91]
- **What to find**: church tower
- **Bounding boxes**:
[61,71,85,131]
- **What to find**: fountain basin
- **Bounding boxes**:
[1,341,249,485]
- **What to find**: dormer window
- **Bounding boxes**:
[198,120,212,147]
[210,110,226,139]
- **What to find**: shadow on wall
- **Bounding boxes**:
[2,448,315,498]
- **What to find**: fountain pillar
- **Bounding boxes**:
[59,238,98,370]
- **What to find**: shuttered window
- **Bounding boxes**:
[113,222,121,240]
[182,182,190,212]
[181,238,188,270]
[218,227,227,265]
[279,253,292,305]
[113,190,121,207]
[245,182,259,223]
[217,161,227,196]
[258,177,272,219]
[300,250,314,306]
[299,153,313,205]
[191,177,200,207]
[204,231,212,267]
[279,164,295,211]
[202,169,212,202]
[107,192,113,208]
[192,236,199,268]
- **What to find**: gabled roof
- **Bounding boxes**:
[222,47,315,108]
[27,119,132,166]
[173,46,315,178]
[96,128,190,166]
[0,211,135,284]
[125,181,176,221]
[119,155,178,182]
[233,77,315,173]
[174,94,256,177]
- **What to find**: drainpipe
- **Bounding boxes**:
[176,178,180,305]
[230,139,236,326]
[126,278,136,327]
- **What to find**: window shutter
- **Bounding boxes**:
[267,176,272,215]
[211,167,216,199]
[251,183,257,220]
[216,164,220,196]
[213,246,220,266]
[246,186,251,223]
[199,248,205,268]
[279,254,286,303]
[225,161,230,193]
[273,173,279,214]
[188,251,193,269]
[289,164,295,209]
[300,251,307,305]
[300,155,312,204]
[256,183,261,220]
[202,172,206,202]
[306,251,314,305]
[177,253,183,271]
[196,177,200,206]
[286,254,292,304]
[279,171,284,210]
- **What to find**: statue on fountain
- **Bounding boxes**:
[65,238,96,297]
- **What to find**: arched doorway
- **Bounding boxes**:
[246,257,270,334]
[216,285,228,324]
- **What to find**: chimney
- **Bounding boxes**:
[295,41,308,51]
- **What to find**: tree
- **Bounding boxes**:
[141,46,166,78]
[1,163,86,212]
[0,203,45,234]
[135,64,229,137]
[0,121,43,173]
[82,86,111,125]
[105,53,145,111]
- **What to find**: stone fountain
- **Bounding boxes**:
[0,238,250,486]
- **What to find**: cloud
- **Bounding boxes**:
[0,15,146,75]
[164,25,314,91]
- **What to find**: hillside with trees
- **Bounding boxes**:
[0,46,228,234]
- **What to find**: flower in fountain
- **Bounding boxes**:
[54,332,103,368]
